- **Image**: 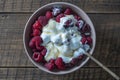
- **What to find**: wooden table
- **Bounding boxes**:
[0,0,120,80]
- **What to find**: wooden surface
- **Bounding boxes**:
[0,0,120,80]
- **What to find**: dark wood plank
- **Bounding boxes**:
[0,0,120,13]
[86,13,120,67]
[0,14,33,67]
[0,13,120,67]
[0,67,119,80]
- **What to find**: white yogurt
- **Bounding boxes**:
[41,15,88,63]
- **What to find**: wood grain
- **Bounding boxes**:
[0,67,119,80]
[0,0,120,13]
[0,13,120,67]
[0,0,120,79]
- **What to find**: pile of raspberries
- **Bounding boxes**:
[29,7,92,71]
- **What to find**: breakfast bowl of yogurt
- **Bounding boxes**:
[23,2,96,74]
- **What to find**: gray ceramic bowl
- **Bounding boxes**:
[23,2,96,75]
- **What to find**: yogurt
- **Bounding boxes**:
[41,15,87,63]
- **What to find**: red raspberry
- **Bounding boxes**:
[42,59,47,64]
[81,24,91,33]
[45,11,53,19]
[74,15,81,20]
[49,59,55,64]
[64,8,71,15]
[29,36,38,49]
[38,16,49,26]
[33,21,42,29]
[45,62,55,70]
[32,49,37,52]
[65,20,70,26]
[86,37,92,44]
[55,57,65,70]
[70,58,79,65]
[32,52,43,62]
[34,37,43,51]
[81,37,87,44]
[29,39,36,49]
[36,46,45,51]
[78,55,84,60]
[65,63,73,68]
[41,48,47,56]
[65,19,72,27]
[29,36,43,49]
[75,22,79,27]
[56,13,65,22]
[32,29,41,36]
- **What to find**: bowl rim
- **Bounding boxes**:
[23,2,96,75]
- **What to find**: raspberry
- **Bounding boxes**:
[64,8,71,15]
[55,57,65,70]
[81,24,91,33]
[45,11,53,19]
[42,59,47,64]
[29,37,37,49]
[34,37,43,49]
[64,19,73,28]
[78,55,84,60]
[81,37,87,44]
[32,49,37,52]
[41,48,47,56]
[29,40,35,49]
[32,29,41,36]
[38,16,49,26]
[86,37,92,44]
[65,20,71,26]
[65,63,73,68]
[45,62,55,70]
[65,19,73,26]
[81,36,92,45]
[74,15,81,20]
[32,52,43,62]
[75,22,79,27]
[36,46,45,51]
[49,59,55,64]
[56,13,65,22]
[70,58,79,65]
[29,36,43,49]
[33,21,42,29]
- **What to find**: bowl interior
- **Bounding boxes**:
[23,2,96,75]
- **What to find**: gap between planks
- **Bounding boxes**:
[0,66,119,68]
[0,12,120,14]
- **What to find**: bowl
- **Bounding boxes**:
[23,2,96,75]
